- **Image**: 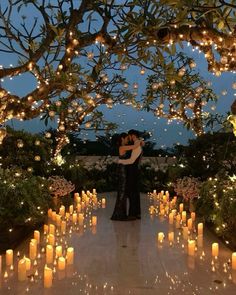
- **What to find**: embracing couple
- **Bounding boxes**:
[111,129,144,221]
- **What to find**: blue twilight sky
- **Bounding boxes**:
[0,1,235,149]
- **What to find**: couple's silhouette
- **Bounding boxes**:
[111,130,143,221]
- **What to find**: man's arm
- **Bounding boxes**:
[118,146,142,165]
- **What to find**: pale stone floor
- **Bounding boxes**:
[1,193,236,295]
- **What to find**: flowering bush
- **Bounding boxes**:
[48,175,75,197]
[173,176,202,201]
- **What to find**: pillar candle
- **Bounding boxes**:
[179,203,184,213]
[66,247,74,265]
[153,189,156,194]
[78,213,84,226]
[197,223,203,235]
[159,203,164,211]
[48,234,55,246]
[0,255,2,273]
[58,257,66,270]
[29,240,37,260]
[34,230,40,244]
[93,188,96,194]
[56,214,61,227]
[46,245,54,264]
[72,213,77,224]
[182,226,188,240]
[81,201,85,209]
[56,246,62,257]
[77,204,81,213]
[188,240,195,256]
[169,212,174,224]
[101,198,106,205]
[65,212,70,220]
[44,224,48,234]
[182,211,186,223]
[92,216,97,226]
[166,191,170,198]
[187,218,193,230]
[59,205,65,216]
[175,214,181,228]
[24,257,31,271]
[61,221,66,234]
[69,205,73,214]
[18,259,26,281]
[232,252,236,270]
[212,243,219,257]
[157,232,164,243]
[191,212,196,222]
[74,192,79,200]
[44,266,53,288]
[163,195,167,203]
[6,249,13,266]
[49,224,55,235]
[168,232,174,243]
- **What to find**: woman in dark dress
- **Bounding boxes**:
[111,133,142,221]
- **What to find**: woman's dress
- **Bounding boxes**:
[110,153,128,220]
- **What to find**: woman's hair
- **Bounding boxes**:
[117,132,128,146]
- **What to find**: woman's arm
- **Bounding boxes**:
[120,140,141,152]
[119,147,142,165]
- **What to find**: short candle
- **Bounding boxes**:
[212,243,219,257]
[188,240,195,256]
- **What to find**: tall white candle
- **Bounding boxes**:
[48,234,55,246]
[44,266,53,288]
[34,230,40,244]
[18,259,26,281]
[46,245,54,264]
[6,249,13,266]
[197,223,203,235]
[56,246,62,257]
[66,247,74,265]
[58,257,66,270]
[49,224,55,235]
[179,203,184,213]
[29,239,37,260]
[188,240,195,256]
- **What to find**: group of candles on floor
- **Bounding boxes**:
[0,189,106,288]
[149,190,236,273]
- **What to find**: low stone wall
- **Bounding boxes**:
[76,156,177,166]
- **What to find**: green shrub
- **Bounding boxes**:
[0,168,51,230]
[195,176,236,249]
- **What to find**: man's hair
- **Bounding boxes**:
[128,129,140,137]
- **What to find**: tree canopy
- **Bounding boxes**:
[0,0,235,154]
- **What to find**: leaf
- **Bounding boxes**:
[218,20,225,30]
